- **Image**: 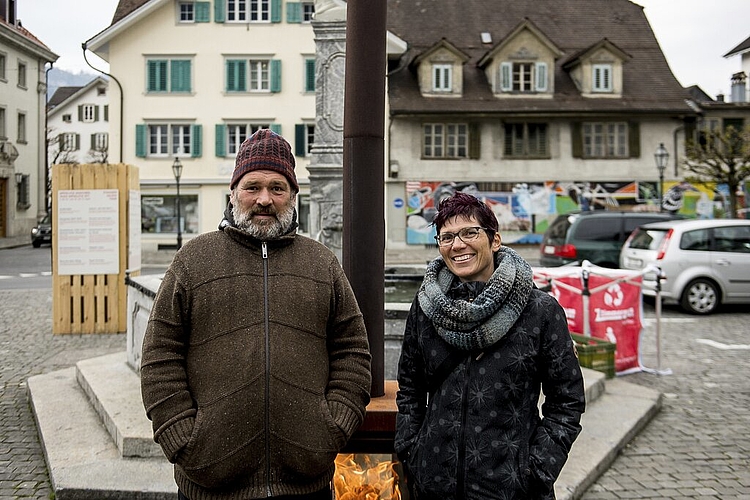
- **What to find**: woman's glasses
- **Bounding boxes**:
[434,226,487,247]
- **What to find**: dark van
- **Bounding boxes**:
[539,211,683,267]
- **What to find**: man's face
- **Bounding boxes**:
[230,170,296,240]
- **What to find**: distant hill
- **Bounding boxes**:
[47,68,101,101]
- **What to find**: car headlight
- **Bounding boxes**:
[31,228,39,235]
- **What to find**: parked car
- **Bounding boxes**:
[30,214,52,248]
[539,211,683,268]
[620,219,750,314]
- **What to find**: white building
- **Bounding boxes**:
[47,76,110,165]
[86,0,317,251]
[0,2,57,239]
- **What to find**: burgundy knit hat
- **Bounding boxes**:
[230,129,298,192]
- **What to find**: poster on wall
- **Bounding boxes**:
[57,189,119,276]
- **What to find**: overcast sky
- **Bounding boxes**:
[17,0,750,100]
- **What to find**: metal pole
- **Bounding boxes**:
[176,176,182,250]
[343,0,387,397]
[658,171,664,212]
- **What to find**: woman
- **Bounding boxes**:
[395,192,585,499]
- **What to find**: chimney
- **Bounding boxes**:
[731,72,746,103]
[716,93,725,102]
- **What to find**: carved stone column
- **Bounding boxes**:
[309,0,347,263]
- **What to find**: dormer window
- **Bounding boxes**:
[500,62,548,93]
[432,64,452,92]
[593,64,612,92]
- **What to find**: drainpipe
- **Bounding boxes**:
[82,43,124,163]
[343,0,387,397]
[44,62,53,213]
[672,124,685,177]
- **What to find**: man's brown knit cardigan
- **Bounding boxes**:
[141,226,371,500]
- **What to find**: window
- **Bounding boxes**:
[302,2,314,21]
[16,174,30,210]
[81,104,97,123]
[62,114,72,123]
[0,53,6,81]
[227,123,270,155]
[0,107,5,139]
[432,64,452,92]
[582,122,628,158]
[17,60,26,88]
[92,133,108,152]
[142,195,199,234]
[225,59,281,93]
[593,64,612,92]
[423,123,468,158]
[146,59,192,93]
[294,123,314,156]
[179,1,195,21]
[17,112,26,143]
[713,226,750,253]
[287,2,314,22]
[297,193,310,234]
[227,0,269,22]
[59,133,79,151]
[504,123,548,158]
[499,61,547,93]
[136,123,199,157]
[97,87,107,96]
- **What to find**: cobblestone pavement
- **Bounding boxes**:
[1,286,749,499]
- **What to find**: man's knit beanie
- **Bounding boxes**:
[230,129,298,192]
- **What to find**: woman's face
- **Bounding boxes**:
[438,215,501,283]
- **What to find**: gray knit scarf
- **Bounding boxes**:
[418,246,534,351]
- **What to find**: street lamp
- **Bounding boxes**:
[172,156,183,250]
[654,143,669,212]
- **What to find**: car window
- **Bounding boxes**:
[712,225,750,253]
[628,228,667,250]
[680,229,710,251]
[544,217,571,243]
[575,218,620,242]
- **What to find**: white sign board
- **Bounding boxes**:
[57,189,120,275]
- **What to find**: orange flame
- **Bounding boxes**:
[334,453,402,500]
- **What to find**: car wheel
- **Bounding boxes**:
[32,240,41,248]
[680,279,719,314]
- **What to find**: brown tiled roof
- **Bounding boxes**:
[386,0,693,116]
[112,0,151,25]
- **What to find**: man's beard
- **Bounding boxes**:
[232,198,296,240]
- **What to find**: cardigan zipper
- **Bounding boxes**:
[262,241,272,497]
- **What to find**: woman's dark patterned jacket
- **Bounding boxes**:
[395,285,585,500]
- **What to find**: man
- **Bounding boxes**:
[141,129,372,500]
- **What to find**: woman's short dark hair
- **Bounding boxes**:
[433,191,499,240]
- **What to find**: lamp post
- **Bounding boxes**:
[654,143,669,212]
[172,156,183,250]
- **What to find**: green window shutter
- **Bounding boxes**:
[572,122,583,158]
[191,124,203,157]
[94,106,100,122]
[270,123,282,135]
[195,2,210,22]
[271,0,281,22]
[147,60,168,91]
[270,59,281,93]
[104,105,109,122]
[75,134,81,151]
[628,122,640,158]
[287,2,301,23]
[91,134,96,150]
[215,124,226,157]
[304,58,315,92]
[469,123,480,159]
[294,123,306,156]
[214,0,225,22]
[136,124,147,158]
[500,62,512,91]
[77,105,83,122]
[226,60,246,92]
[171,60,191,92]
[57,134,63,149]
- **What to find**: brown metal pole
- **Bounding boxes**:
[343,0,387,397]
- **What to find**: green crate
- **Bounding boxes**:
[571,333,616,378]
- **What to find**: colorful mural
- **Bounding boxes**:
[404,180,750,245]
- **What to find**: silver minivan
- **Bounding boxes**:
[620,219,750,314]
